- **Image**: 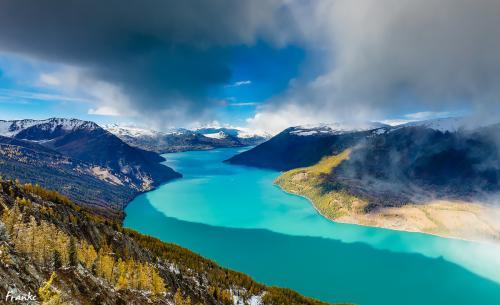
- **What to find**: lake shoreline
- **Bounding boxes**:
[274,181,499,245]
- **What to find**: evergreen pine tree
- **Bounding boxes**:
[68,237,77,267]
[53,250,62,269]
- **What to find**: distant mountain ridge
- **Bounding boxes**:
[227,117,500,203]
[226,122,388,171]
[104,124,270,153]
[0,118,180,218]
[287,122,387,136]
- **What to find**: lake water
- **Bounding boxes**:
[124,147,500,305]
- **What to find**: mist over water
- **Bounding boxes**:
[125,147,500,305]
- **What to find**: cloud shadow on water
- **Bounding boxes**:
[125,195,500,305]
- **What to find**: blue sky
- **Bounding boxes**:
[214,44,305,126]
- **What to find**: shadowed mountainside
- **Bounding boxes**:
[0,118,181,219]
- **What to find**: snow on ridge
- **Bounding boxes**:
[236,128,271,139]
[398,117,470,132]
[104,124,162,137]
[0,121,17,137]
[42,118,98,131]
[105,124,269,140]
[195,124,270,139]
[203,131,228,139]
[0,119,42,136]
[290,122,386,136]
[104,124,191,138]
[0,118,97,137]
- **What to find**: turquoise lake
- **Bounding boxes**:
[124,147,500,305]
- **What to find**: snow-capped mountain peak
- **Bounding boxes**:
[203,131,229,139]
[103,124,191,138]
[0,118,98,137]
[104,124,163,138]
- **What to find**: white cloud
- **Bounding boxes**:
[39,73,61,86]
[5,1,500,128]
[380,119,412,126]
[404,111,451,120]
[229,102,258,107]
[246,104,333,135]
[38,67,135,117]
[0,88,91,103]
[257,0,500,127]
[226,80,252,87]
[381,111,456,126]
[88,106,121,116]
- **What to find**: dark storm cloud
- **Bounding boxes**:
[0,0,294,116]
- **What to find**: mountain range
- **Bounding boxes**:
[104,124,270,153]
[1,115,498,303]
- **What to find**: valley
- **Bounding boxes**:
[124,147,500,305]
[3,3,500,304]
[1,117,500,304]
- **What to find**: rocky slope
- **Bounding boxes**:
[0,178,344,305]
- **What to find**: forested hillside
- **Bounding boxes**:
[0,136,137,219]
[0,178,347,305]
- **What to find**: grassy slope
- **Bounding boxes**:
[275,149,367,219]
[275,150,500,242]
